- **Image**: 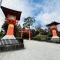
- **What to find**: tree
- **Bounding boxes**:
[57,30,60,37]
[35,24,42,33]
[23,16,35,29]
[35,24,50,36]
[31,29,39,37]
[17,24,21,29]
[14,25,20,37]
[2,21,8,35]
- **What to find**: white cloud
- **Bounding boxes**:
[0,8,5,31]
[36,12,60,24]
[2,0,34,17]
[0,0,60,30]
[0,0,35,28]
[35,0,60,30]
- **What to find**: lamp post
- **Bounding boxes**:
[1,6,21,40]
[46,21,60,42]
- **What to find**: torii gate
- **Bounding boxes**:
[19,29,31,40]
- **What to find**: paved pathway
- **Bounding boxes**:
[0,40,60,60]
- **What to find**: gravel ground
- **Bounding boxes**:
[0,40,60,60]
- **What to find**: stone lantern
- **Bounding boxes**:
[1,6,21,39]
[0,6,24,51]
[46,21,60,42]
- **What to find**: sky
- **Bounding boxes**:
[0,0,60,30]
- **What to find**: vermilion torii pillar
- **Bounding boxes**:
[1,6,21,39]
[46,21,60,42]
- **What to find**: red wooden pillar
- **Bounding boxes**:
[29,30,30,40]
[21,30,23,38]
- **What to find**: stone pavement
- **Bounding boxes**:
[0,40,60,60]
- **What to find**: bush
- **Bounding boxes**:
[31,35,48,41]
[31,37,41,41]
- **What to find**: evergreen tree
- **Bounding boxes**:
[23,16,35,29]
